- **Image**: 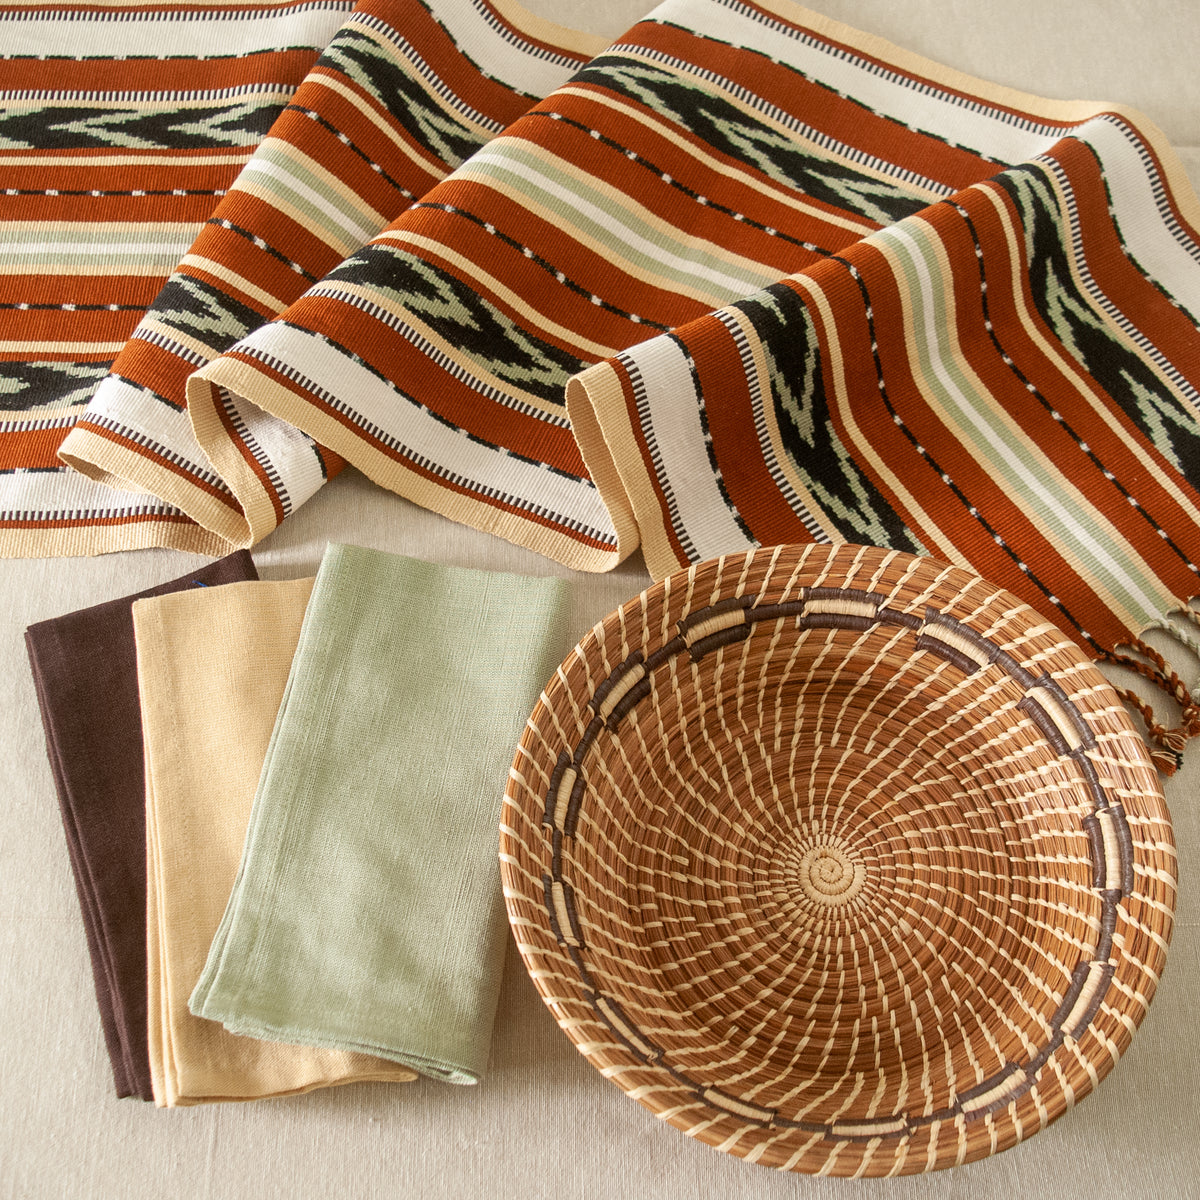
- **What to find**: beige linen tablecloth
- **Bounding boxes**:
[3,1,1198,1196]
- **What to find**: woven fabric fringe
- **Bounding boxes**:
[4,1,1200,751]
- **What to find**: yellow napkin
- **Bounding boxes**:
[133,577,417,1106]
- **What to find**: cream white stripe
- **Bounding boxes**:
[1,3,352,57]
[428,0,584,98]
[625,334,754,563]
[77,377,220,478]
[219,323,616,533]
[0,465,178,518]
[665,0,1084,164]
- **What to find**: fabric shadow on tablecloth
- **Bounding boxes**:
[189,544,572,1084]
[2,0,603,556]
[24,550,258,1100]
[134,576,418,1105]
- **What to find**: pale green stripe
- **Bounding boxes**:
[239,144,381,245]
[0,225,196,245]
[880,217,1170,629]
[461,140,779,302]
[0,225,194,267]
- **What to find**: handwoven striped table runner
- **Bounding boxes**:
[4,0,1200,752]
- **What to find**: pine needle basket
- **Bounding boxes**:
[500,545,1176,1177]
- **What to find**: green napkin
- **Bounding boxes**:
[189,544,571,1084]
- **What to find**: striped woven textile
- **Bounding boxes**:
[6,2,1200,726]
[0,0,603,554]
[1,0,352,554]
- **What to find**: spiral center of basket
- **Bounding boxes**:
[796,844,866,907]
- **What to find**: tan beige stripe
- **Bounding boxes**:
[57,426,250,546]
[564,365,644,567]
[178,253,294,312]
[0,514,226,559]
[0,340,126,353]
[487,0,607,58]
[0,262,174,277]
[0,152,255,166]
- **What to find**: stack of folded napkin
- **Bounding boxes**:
[28,543,573,1102]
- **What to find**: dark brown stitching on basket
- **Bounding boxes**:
[1083,816,1107,888]
[748,599,807,623]
[543,874,564,943]
[609,677,653,727]
[916,631,982,675]
[563,770,588,839]
[544,874,585,949]
[805,587,885,605]
[1036,675,1099,751]
[1073,752,1110,811]
[1066,965,1115,1039]
[1018,694,1072,755]
[956,1061,1023,1113]
[676,595,755,636]
[687,624,753,660]
[567,945,596,992]
[800,612,876,632]
[646,634,687,671]
[574,714,605,768]
[593,994,665,1064]
[876,606,923,630]
[991,649,1037,689]
[1096,892,1120,962]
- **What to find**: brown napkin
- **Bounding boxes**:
[24,551,257,1099]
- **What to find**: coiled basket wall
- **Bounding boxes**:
[500,545,1175,1177]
